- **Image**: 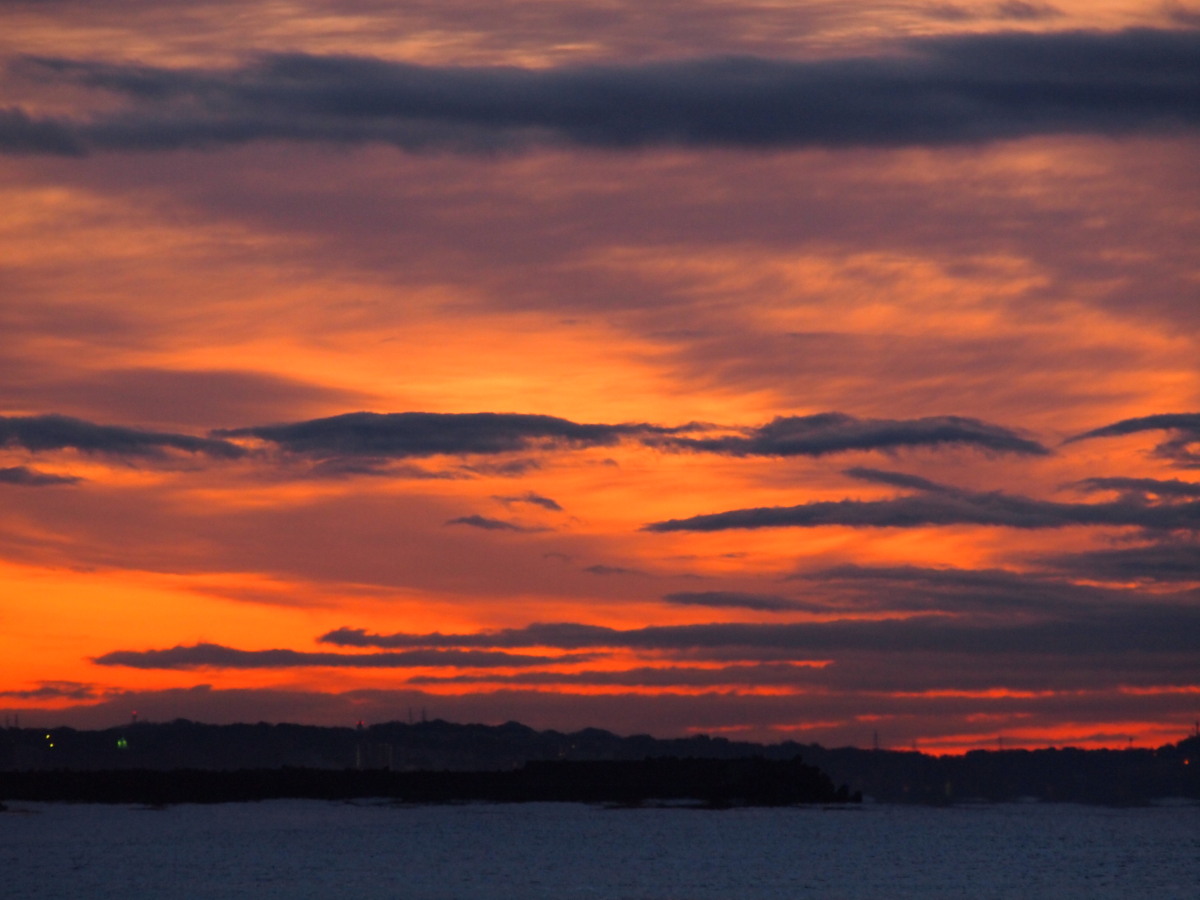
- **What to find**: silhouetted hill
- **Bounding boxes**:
[2,720,1196,805]
[0,757,852,807]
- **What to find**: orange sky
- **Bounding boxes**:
[2,0,1199,753]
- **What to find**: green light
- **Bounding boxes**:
[117,737,128,749]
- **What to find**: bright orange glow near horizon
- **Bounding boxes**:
[2,0,1198,752]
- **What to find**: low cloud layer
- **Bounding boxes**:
[319,604,1200,656]
[663,414,1047,457]
[1068,412,1200,466]
[660,591,814,612]
[0,414,244,459]
[216,411,670,458]
[644,469,1200,532]
[5,28,1198,156]
[210,410,1046,466]
[93,642,585,669]
[0,465,80,486]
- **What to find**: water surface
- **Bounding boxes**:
[4,800,1197,898]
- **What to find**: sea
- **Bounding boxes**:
[3,799,1197,899]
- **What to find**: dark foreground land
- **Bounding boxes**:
[2,719,1197,805]
[0,756,853,806]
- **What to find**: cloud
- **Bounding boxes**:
[994,1,1061,20]
[7,28,1199,156]
[320,604,1200,656]
[444,514,540,532]
[661,413,1048,458]
[494,491,563,511]
[583,564,649,577]
[1040,540,1200,583]
[216,411,669,459]
[215,411,1047,472]
[404,653,1200,694]
[842,467,953,492]
[0,680,99,700]
[91,642,586,669]
[0,414,244,459]
[660,591,814,612]
[643,472,1200,532]
[1071,476,1200,499]
[409,663,826,688]
[307,459,461,480]
[1067,412,1200,465]
[0,465,80,486]
[799,563,1143,614]
[0,107,85,156]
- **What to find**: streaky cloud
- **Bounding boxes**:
[0,465,81,486]
[0,680,99,700]
[494,491,563,511]
[0,413,244,459]
[842,467,953,492]
[215,411,672,458]
[1072,476,1200,499]
[801,563,1142,614]
[1040,540,1200,584]
[1067,412,1200,466]
[643,477,1200,532]
[6,28,1200,156]
[664,413,1048,458]
[583,564,649,577]
[409,663,826,688]
[661,591,816,612]
[319,605,1200,655]
[0,106,85,155]
[92,642,586,669]
[445,514,539,532]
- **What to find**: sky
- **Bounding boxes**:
[2,0,1199,754]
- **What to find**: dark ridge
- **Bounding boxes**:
[0,756,852,807]
[2,720,1197,805]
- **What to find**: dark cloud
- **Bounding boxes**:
[406,652,1200,694]
[583,564,649,577]
[0,414,244,459]
[7,28,1199,156]
[307,458,461,479]
[215,410,1046,469]
[320,605,1200,656]
[662,413,1048,458]
[444,514,539,532]
[1072,476,1200,499]
[322,622,632,650]
[660,591,814,612]
[800,563,1142,615]
[643,473,1200,532]
[994,1,1061,20]
[92,642,585,669]
[1040,540,1200,583]
[0,106,85,155]
[0,680,99,700]
[1165,3,1200,27]
[409,663,824,688]
[494,491,563,511]
[1067,412,1200,466]
[216,411,669,459]
[842,467,952,492]
[0,465,80,486]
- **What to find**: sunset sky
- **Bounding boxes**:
[2,0,1199,753]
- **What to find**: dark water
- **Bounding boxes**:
[4,799,1198,898]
